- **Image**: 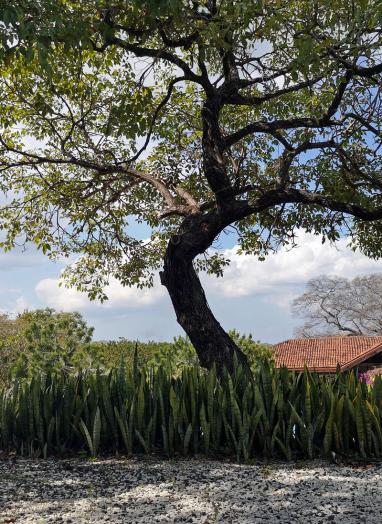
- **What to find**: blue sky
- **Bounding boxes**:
[1,228,382,344]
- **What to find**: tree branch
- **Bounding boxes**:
[0,137,185,214]
[127,75,186,164]
[91,35,203,85]
[223,117,338,149]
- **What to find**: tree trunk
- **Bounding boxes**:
[160,240,249,374]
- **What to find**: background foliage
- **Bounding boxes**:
[0,308,273,384]
[0,309,94,382]
[86,330,273,372]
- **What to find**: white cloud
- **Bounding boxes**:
[34,231,382,322]
[203,231,382,309]
[0,295,31,317]
[35,275,165,312]
[13,296,31,314]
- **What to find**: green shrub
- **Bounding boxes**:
[13,309,94,377]
[0,307,272,384]
[0,313,27,386]
[84,339,178,370]
[1,360,382,461]
[85,332,273,374]
[0,309,94,383]
[228,330,274,370]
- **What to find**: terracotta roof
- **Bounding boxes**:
[273,336,382,373]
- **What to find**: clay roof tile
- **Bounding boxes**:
[273,336,382,373]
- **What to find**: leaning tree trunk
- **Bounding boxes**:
[160,235,249,374]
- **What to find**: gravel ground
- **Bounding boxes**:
[0,456,381,523]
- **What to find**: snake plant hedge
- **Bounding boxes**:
[1,359,382,461]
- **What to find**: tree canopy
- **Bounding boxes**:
[1,0,382,369]
[0,308,94,380]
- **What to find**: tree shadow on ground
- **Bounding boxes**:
[0,457,380,523]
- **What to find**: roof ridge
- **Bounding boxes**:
[341,339,382,371]
[275,335,382,343]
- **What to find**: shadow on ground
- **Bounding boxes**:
[0,456,380,523]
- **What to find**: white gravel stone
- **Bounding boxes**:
[0,457,381,523]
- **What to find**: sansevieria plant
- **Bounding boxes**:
[1,359,382,462]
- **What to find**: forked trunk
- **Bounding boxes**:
[160,242,249,374]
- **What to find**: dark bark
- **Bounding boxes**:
[160,233,249,374]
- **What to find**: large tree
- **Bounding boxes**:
[1,1,382,371]
[293,274,382,338]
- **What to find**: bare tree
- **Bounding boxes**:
[292,274,382,337]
